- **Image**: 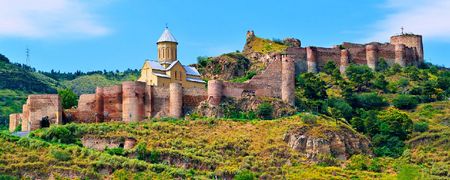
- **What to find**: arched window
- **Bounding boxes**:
[165,48,169,59]
[174,71,177,80]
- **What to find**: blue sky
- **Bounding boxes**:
[0,0,449,72]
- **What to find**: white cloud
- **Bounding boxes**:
[368,0,450,41]
[0,0,110,38]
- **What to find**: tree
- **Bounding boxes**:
[353,93,388,110]
[58,88,78,109]
[323,61,337,75]
[296,73,328,100]
[0,53,10,63]
[257,102,273,120]
[377,107,413,141]
[345,64,374,92]
[392,95,419,110]
[373,74,388,92]
[376,58,389,72]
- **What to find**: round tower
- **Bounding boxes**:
[281,54,295,106]
[169,83,183,118]
[95,87,104,122]
[340,49,350,74]
[157,27,178,68]
[366,45,378,70]
[122,81,145,122]
[306,47,318,73]
[395,44,406,67]
[207,80,223,106]
[390,34,423,63]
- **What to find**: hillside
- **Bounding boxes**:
[0,54,139,128]
[0,100,448,179]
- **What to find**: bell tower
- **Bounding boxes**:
[157,26,178,67]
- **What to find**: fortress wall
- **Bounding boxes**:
[169,83,183,118]
[248,58,282,97]
[145,85,152,118]
[405,47,417,66]
[315,47,341,70]
[152,86,170,118]
[21,104,29,131]
[95,87,104,122]
[183,87,207,114]
[75,94,96,123]
[347,46,367,65]
[377,44,396,65]
[122,82,145,122]
[390,34,423,62]
[287,47,308,73]
[222,82,246,98]
[102,85,123,122]
[9,113,21,132]
[21,94,62,131]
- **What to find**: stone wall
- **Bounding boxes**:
[76,94,96,123]
[71,82,208,122]
[16,94,62,131]
[9,113,21,132]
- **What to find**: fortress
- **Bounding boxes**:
[9,28,424,132]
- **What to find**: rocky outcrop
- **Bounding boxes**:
[195,96,296,119]
[284,125,372,161]
[197,53,251,81]
[81,136,137,151]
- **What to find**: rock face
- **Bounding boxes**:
[81,136,137,151]
[284,125,372,161]
[197,53,251,81]
[195,96,296,119]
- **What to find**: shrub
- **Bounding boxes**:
[51,149,71,161]
[256,102,273,120]
[323,61,337,75]
[106,148,126,156]
[353,93,388,110]
[234,170,256,180]
[392,95,419,110]
[300,113,317,124]
[413,121,429,133]
[0,174,17,180]
[346,154,369,170]
[58,88,78,109]
[41,126,77,144]
[328,98,353,120]
[345,64,374,92]
[296,73,328,100]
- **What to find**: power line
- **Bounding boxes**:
[25,47,30,66]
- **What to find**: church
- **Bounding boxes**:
[138,27,206,88]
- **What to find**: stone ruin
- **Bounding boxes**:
[9,32,424,132]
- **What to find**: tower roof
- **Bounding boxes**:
[157,27,177,43]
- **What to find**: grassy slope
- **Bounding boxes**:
[1,115,399,179]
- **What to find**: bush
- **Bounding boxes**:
[353,93,388,110]
[40,125,80,144]
[234,170,256,180]
[328,98,353,120]
[106,147,126,156]
[392,95,419,110]
[345,64,374,92]
[58,88,78,109]
[51,149,71,161]
[346,154,369,170]
[256,102,273,120]
[299,113,317,124]
[413,121,429,133]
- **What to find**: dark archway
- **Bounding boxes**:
[40,116,50,128]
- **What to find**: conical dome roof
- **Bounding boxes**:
[157,27,177,43]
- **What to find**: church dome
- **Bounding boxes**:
[157,27,177,43]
